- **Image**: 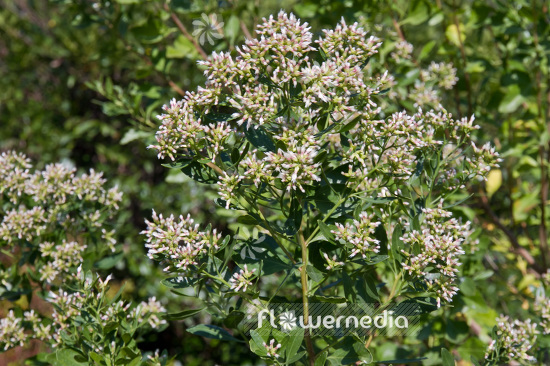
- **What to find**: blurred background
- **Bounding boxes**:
[0,0,548,364]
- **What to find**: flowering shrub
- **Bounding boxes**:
[0,152,168,365]
[146,11,501,365]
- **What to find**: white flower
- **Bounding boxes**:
[263,338,282,358]
[229,264,256,292]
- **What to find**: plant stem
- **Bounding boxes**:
[298,224,315,366]
[163,4,208,60]
[478,189,544,275]
[201,270,232,288]
[451,10,473,117]
[305,196,346,245]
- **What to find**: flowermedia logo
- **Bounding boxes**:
[278,310,297,331]
[242,302,422,337]
[192,13,224,45]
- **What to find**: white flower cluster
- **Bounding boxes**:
[0,151,122,246]
[0,309,52,351]
[129,297,167,329]
[343,108,499,191]
[142,210,222,273]
[485,315,538,363]
[0,151,32,203]
[400,201,472,307]
[0,310,27,351]
[229,264,256,292]
[263,338,282,358]
[147,11,500,311]
[322,251,345,270]
[534,295,550,335]
[332,212,381,259]
[0,151,122,209]
[0,206,47,244]
[0,151,122,284]
[44,274,166,349]
[149,11,387,196]
[421,62,458,90]
[38,240,87,283]
[391,40,414,62]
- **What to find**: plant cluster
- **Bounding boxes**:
[145,11,500,365]
[0,151,167,365]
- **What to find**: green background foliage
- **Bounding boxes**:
[0,0,549,364]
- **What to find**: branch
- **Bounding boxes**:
[163,4,208,60]
[452,10,473,117]
[478,190,544,274]
[240,20,253,40]
[297,224,315,366]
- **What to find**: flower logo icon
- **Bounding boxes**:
[192,13,224,45]
[279,310,297,331]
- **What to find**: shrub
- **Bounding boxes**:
[146,12,500,365]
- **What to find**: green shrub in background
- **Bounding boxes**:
[0,0,549,365]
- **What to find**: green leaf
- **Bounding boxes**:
[343,272,355,303]
[401,0,430,25]
[120,128,151,145]
[314,351,328,366]
[54,349,87,366]
[164,308,203,320]
[88,352,103,364]
[363,197,398,204]
[473,270,494,281]
[244,126,276,152]
[238,234,293,275]
[498,84,524,114]
[181,161,218,184]
[225,15,240,46]
[286,351,307,364]
[418,40,436,61]
[428,12,444,26]
[131,20,165,44]
[312,295,347,303]
[318,221,336,243]
[285,327,304,363]
[293,3,318,18]
[375,224,388,256]
[314,185,341,215]
[161,277,199,289]
[224,311,245,329]
[378,358,427,364]
[460,278,476,297]
[442,348,455,366]
[391,226,404,262]
[445,24,465,47]
[186,324,243,342]
[94,252,124,270]
[445,319,469,343]
[326,337,371,365]
[284,196,303,235]
[306,265,325,283]
[237,215,259,225]
[249,330,268,356]
[166,35,203,60]
[357,273,379,302]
